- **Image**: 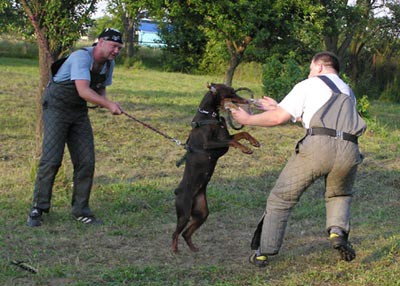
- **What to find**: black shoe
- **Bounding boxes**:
[73,215,103,225]
[329,233,356,262]
[27,208,43,227]
[248,252,268,267]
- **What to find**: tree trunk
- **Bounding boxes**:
[324,31,354,72]
[122,12,131,58]
[324,35,338,55]
[36,41,52,158]
[224,37,252,87]
[349,40,364,82]
[122,10,138,65]
[126,19,135,58]
[20,0,53,157]
[224,52,241,87]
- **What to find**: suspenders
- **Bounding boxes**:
[295,75,359,153]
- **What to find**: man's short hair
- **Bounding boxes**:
[312,51,340,73]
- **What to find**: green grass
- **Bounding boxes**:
[0,57,399,285]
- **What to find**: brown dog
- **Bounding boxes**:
[171,83,260,253]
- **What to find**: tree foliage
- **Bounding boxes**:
[147,0,322,86]
[194,0,268,85]
[17,0,96,59]
[0,1,31,35]
[144,0,207,73]
[1,0,399,102]
[262,53,308,102]
[105,0,147,64]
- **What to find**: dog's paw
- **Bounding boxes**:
[241,148,253,154]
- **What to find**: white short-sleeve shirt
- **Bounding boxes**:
[278,74,356,128]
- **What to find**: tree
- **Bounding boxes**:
[252,1,324,67]
[0,1,31,35]
[13,0,97,156]
[106,0,147,65]
[319,0,361,61]
[190,0,272,86]
[147,0,207,73]
[356,0,400,100]
[212,0,324,86]
[318,0,400,85]
[153,0,321,86]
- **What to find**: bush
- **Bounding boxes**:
[233,61,263,84]
[357,95,370,118]
[262,54,307,102]
[198,38,229,76]
[0,36,38,59]
[379,75,400,103]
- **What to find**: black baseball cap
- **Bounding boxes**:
[98,28,123,44]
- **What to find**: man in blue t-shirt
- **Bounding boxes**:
[27,28,124,227]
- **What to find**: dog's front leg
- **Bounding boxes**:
[228,140,253,154]
[203,139,254,154]
[232,132,261,147]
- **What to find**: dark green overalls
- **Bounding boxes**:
[32,52,109,217]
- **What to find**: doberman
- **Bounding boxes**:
[171,83,260,253]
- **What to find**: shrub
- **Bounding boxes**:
[198,38,229,76]
[357,95,370,118]
[262,54,307,102]
[379,75,400,103]
[0,36,38,59]
[233,61,263,84]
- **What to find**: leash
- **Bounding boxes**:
[122,111,183,146]
[11,260,38,274]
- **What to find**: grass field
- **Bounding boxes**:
[0,57,399,286]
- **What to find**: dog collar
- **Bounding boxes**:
[198,108,217,118]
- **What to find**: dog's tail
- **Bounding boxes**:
[176,152,188,167]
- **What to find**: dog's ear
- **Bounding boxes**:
[207,83,217,94]
[210,86,217,94]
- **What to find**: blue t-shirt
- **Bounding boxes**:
[53,47,114,87]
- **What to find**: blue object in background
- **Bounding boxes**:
[138,19,165,47]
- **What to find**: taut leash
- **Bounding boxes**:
[122,111,183,146]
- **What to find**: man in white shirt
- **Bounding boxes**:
[232,51,366,266]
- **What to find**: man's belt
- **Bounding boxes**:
[306,127,358,144]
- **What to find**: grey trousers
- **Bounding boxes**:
[258,135,363,255]
[32,106,95,217]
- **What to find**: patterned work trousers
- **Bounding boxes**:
[259,135,363,255]
[32,106,95,217]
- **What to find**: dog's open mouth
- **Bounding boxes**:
[223,98,250,110]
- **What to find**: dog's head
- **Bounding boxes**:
[207,83,250,107]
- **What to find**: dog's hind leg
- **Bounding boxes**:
[172,187,192,253]
[182,192,209,252]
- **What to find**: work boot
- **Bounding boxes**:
[27,208,43,227]
[248,251,268,267]
[329,232,356,262]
